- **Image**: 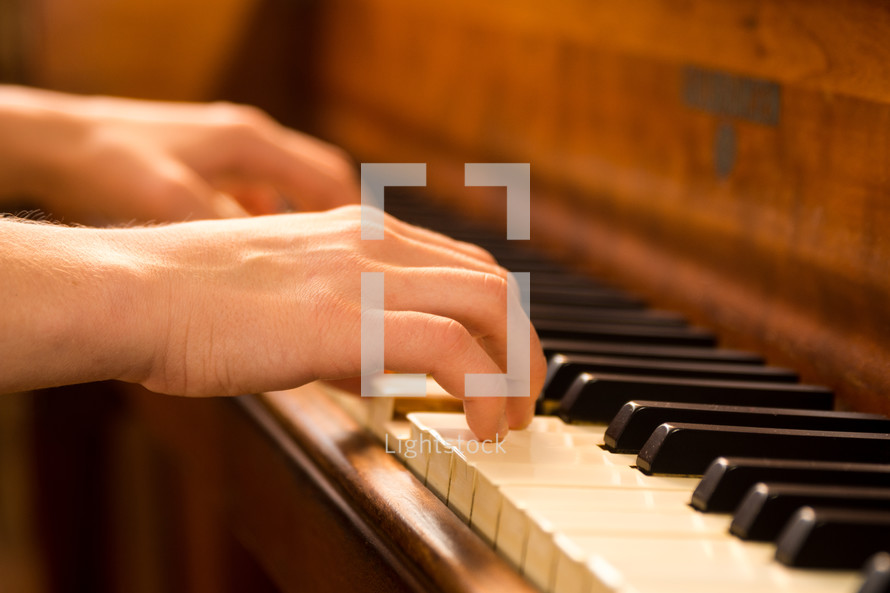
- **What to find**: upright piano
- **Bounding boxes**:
[27,1,890,592]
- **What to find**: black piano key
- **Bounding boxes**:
[776,507,890,569]
[542,339,764,364]
[531,305,686,327]
[731,483,890,541]
[528,282,645,302]
[528,272,612,290]
[605,401,890,453]
[859,552,890,593]
[503,260,578,274]
[534,320,715,346]
[529,288,645,309]
[557,374,833,423]
[544,356,797,401]
[691,457,890,513]
[637,423,890,476]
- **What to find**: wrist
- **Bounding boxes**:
[0,220,159,391]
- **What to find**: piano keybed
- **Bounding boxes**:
[330,197,890,593]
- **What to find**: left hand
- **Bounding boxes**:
[0,86,359,223]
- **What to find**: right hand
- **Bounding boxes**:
[125,206,547,440]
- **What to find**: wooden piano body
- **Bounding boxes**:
[20,1,890,592]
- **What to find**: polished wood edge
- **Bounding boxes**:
[258,385,539,593]
[231,393,434,592]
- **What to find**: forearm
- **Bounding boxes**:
[0,218,152,392]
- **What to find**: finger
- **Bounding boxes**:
[101,153,230,223]
[384,267,509,333]
[321,205,501,271]
[372,225,506,277]
[210,191,251,219]
[278,130,360,209]
[211,177,288,215]
[383,215,500,267]
[382,267,510,370]
[224,126,360,211]
[381,311,509,440]
[148,160,249,221]
[386,265,546,356]
[509,319,548,429]
[463,397,508,441]
[505,380,538,429]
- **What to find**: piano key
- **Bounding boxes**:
[427,426,609,504]
[495,484,700,571]
[530,286,647,308]
[454,459,690,529]
[470,461,692,547]
[691,457,890,513]
[497,259,576,274]
[730,483,890,541]
[534,320,716,346]
[520,507,731,590]
[544,355,797,401]
[552,532,861,593]
[531,304,687,327]
[523,508,715,592]
[383,199,870,592]
[527,272,617,290]
[403,411,864,593]
[605,401,890,453]
[542,338,764,364]
[407,413,613,506]
[558,374,833,423]
[637,423,890,476]
[406,413,684,541]
[859,552,890,593]
[776,507,890,569]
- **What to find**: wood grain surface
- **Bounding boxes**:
[309,0,890,416]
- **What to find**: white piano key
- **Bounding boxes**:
[524,508,732,591]
[553,534,862,593]
[496,485,697,569]
[410,412,613,506]
[552,534,629,593]
[402,411,863,593]
[405,413,691,544]
[379,420,430,479]
[402,415,435,481]
[450,459,692,526]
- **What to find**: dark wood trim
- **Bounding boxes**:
[250,386,538,593]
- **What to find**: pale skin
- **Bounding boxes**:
[0,85,546,440]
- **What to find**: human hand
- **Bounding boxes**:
[0,85,358,223]
[123,206,545,440]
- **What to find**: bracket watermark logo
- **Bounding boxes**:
[360,163,531,399]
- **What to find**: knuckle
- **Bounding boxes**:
[464,243,498,265]
[427,316,473,361]
[327,146,357,173]
[209,102,274,134]
[478,272,510,304]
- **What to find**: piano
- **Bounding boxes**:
[23,0,890,592]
